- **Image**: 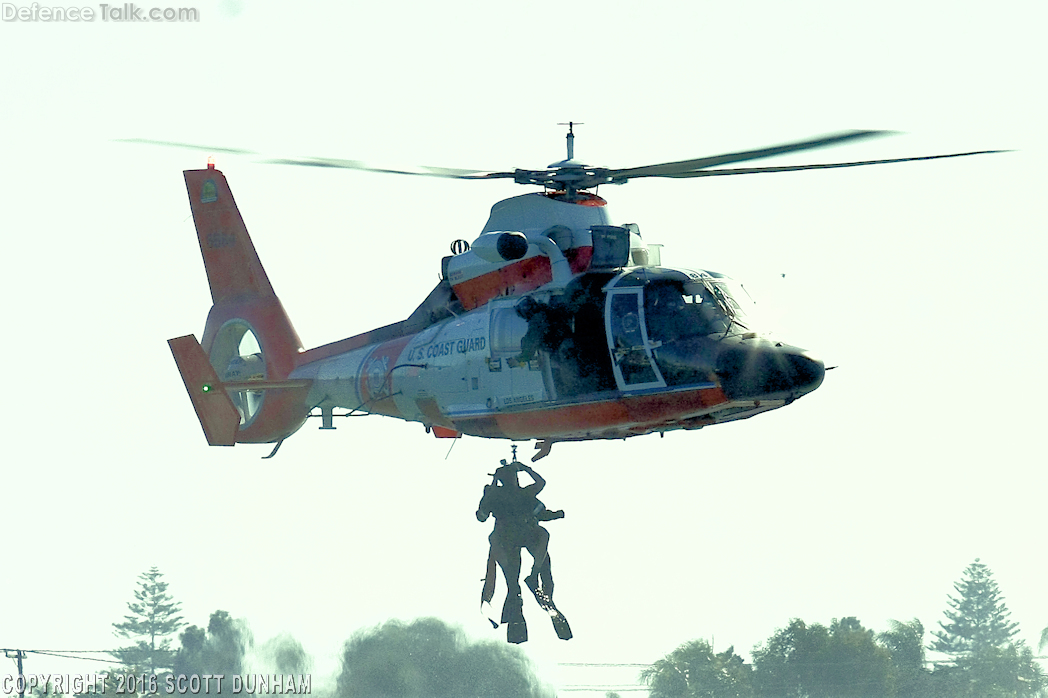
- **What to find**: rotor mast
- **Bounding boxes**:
[553,121,587,201]
[559,121,582,161]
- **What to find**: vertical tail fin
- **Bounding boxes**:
[174,166,310,445]
[185,166,275,304]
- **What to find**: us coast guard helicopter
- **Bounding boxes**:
[161,127,998,459]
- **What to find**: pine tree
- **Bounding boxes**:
[112,567,185,675]
[930,559,1019,660]
[925,558,1045,697]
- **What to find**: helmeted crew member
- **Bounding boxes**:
[507,297,573,368]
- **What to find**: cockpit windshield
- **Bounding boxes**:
[645,277,755,341]
[692,277,755,328]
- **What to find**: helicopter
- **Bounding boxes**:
[161,127,1000,460]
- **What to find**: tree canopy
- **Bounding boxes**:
[930,558,1019,659]
[750,617,894,698]
[877,618,927,697]
[645,607,1044,698]
[926,560,1042,697]
[640,639,753,698]
[173,610,252,678]
[257,633,312,675]
[111,567,184,675]
[336,617,553,698]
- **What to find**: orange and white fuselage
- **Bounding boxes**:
[170,166,824,452]
[288,300,735,442]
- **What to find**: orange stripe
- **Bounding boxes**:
[483,387,730,439]
[453,256,553,310]
[452,247,595,311]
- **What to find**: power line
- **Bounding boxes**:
[558,663,651,667]
[1,648,135,666]
[557,681,649,692]
[2,648,119,655]
[24,651,131,665]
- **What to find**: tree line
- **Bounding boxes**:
[95,567,309,694]
[639,559,1045,698]
[31,566,552,698]
[16,560,1045,697]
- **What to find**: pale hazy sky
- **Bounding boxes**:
[2,1,1045,695]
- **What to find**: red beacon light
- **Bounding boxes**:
[207,156,215,170]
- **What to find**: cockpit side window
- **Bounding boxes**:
[644,283,685,342]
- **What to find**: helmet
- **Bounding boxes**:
[515,297,540,319]
[494,461,522,485]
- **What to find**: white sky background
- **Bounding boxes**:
[1,0,1046,695]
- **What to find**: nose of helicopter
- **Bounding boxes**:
[715,341,825,401]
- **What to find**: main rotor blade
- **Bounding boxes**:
[610,130,892,180]
[117,138,514,179]
[119,132,1004,190]
[656,150,1009,178]
[260,156,515,180]
[116,138,260,156]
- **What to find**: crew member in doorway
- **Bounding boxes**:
[507,297,573,368]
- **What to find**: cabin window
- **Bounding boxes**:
[590,226,631,268]
[608,292,661,386]
[489,307,529,359]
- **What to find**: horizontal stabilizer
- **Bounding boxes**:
[168,335,241,446]
[223,379,311,391]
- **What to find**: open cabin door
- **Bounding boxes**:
[605,288,666,391]
[487,298,550,409]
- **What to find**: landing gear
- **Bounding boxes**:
[532,439,554,461]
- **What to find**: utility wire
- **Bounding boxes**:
[9,649,1047,665]
[1,649,135,665]
[558,663,651,667]
[24,651,132,665]
[560,685,648,692]
[20,650,119,654]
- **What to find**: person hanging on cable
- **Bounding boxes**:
[476,457,570,643]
